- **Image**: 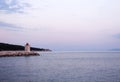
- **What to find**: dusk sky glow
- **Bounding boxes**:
[0,0,120,51]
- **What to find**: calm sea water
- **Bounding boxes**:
[0,52,120,82]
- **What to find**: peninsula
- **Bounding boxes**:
[0,43,51,51]
[0,43,51,57]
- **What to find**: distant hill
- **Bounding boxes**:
[110,48,120,51]
[0,43,51,51]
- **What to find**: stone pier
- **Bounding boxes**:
[0,51,40,57]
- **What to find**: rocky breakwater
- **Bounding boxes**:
[0,51,40,57]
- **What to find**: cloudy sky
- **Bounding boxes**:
[0,0,120,51]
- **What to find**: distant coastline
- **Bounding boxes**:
[0,43,51,51]
[110,49,120,51]
[0,43,51,57]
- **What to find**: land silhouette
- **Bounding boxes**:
[0,43,51,51]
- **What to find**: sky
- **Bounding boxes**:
[0,0,120,51]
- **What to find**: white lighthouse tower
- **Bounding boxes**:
[25,43,30,52]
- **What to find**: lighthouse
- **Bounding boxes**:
[25,43,30,52]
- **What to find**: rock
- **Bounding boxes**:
[0,51,40,57]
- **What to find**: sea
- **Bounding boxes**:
[0,51,120,82]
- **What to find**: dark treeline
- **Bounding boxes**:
[0,43,51,51]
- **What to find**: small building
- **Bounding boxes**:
[25,43,30,52]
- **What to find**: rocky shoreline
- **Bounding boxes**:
[0,51,40,57]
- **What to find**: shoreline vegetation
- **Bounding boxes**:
[0,43,51,51]
[0,43,51,57]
